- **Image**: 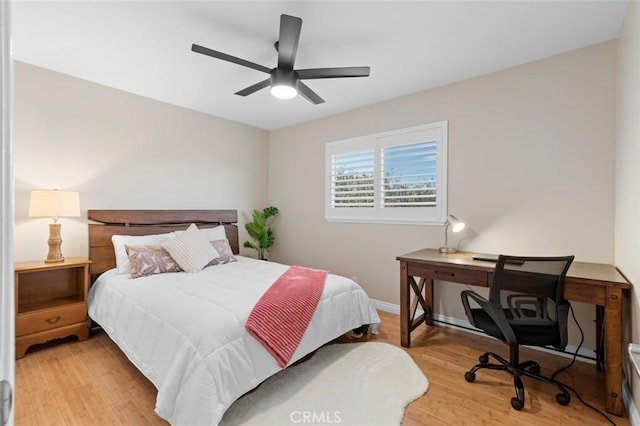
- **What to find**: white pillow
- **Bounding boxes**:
[162,224,220,273]
[174,225,226,242]
[112,232,176,275]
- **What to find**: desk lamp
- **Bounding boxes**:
[439,214,465,254]
[29,189,80,263]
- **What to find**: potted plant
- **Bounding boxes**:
[243,206,279,260]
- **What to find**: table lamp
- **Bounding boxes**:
[438,214,465,254]
[29,189,80,263]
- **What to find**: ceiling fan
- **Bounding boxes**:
[191,14,371,105]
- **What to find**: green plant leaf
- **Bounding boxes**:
[263,206,279,218]
[252,209,267,226]
[243,241,257,249]
[266,228,275,248]
[245,222,263,240]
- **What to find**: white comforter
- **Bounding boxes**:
[88,256,380,425]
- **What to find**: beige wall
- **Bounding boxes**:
[269,41,616,352]
[615,0,640,415]
[14,62,269,262]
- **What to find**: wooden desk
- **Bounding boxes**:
[397,248,630,416]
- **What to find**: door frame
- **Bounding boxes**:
[0,0,15,425]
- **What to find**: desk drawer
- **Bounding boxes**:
[16,303,86,336]
[563,282,605,305]
[408,263,489,286]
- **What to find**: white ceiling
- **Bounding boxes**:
[12,1,629,131]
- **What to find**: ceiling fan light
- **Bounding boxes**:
[270,84,297,99]
[270,68,298,100]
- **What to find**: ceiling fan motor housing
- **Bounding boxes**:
[271,68,298,89]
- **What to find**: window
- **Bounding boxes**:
[325,121,448,224]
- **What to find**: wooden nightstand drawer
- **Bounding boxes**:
[16,302,86,337]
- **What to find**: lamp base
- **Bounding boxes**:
[438,246,457,254]
[45,223,65,263]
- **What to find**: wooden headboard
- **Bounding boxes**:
[88,209,239,281]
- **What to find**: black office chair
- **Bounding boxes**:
[461,255,575,410]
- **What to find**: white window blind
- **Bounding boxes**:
[330,151,375,208]
[325,121,448,224]
[381,141,437,208]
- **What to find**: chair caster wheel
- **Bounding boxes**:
[556,393,570,406]
[479,354,489,364]
[464,371,476,383]
[511,397,524,410]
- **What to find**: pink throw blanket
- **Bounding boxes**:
[245,265,328,368]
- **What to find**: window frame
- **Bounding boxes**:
[325,121,448,225]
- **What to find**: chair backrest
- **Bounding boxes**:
[489,255,574,326]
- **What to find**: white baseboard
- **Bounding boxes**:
[371,299,400,315]
[623,372,640,426]
[370,299,594,362]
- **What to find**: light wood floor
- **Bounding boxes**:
[15,310,630,425]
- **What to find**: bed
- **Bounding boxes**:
[86,209,380,425]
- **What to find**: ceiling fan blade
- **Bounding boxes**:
[192,44,271,74]
[297,67,371,80]
[235,78,271,97]
[297,82,325,105]
[277,14,302,70]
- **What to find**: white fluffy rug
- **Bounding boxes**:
[220,342,429,426]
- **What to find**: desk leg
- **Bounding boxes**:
[595,305,604,370]
[425,278,434,326]
[604,286,624,416]
[400,261,411,347]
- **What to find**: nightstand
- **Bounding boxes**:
[14,257,91,359]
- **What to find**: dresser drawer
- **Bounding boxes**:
[16,303,86,336]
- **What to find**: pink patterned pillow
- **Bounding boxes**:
[207,239,238,266]
[126,244,182,278]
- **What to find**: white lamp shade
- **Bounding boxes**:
[29,190,81,218]
[447,214,465,233]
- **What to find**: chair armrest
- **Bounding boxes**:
[461,290,518,345]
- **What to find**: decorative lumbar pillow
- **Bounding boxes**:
[162,223,220,273]
[112,232,176,275]
[207,239,238,266]
[126,245,182,278]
